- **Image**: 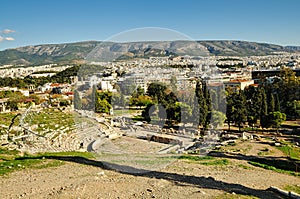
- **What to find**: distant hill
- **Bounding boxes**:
[0,40,299,66]
[0,41,99,66]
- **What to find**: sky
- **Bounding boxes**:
[1,0,300,50]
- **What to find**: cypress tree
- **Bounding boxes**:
[268,93,275,113]
[260,88,269,128]
[74,90,82,110]
[195,80,208,128]
[274,93,280,111]
[226,92,234,131]
[202,80,211,129]
[232,91,247,131]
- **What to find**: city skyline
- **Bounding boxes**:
[1,0,300,50]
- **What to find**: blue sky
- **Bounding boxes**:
[0,0,300,50]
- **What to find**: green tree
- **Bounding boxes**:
[132,86,145,98]
[274,93,280,112]
[95,98,112,114]
[210,89,218,110]
[277,67,299,114]
[95,91,112,114]
[195,80,208,129]
[7,100,18,111]
[244,86,261,128]
[260,88,269,128]
[170,76,178,94]
[130,95,152,109]
[147,82,167,103]
[166,102,180,124]
[203,81,212,129]
[180,102,192,125]
[268,111,286,133]
[142,103,155,122]
[232,92,247,131]
[210,110,226,129]
[226,92,234,131]
[268,93,275,113]
[74,90,82,110]
[136,95,152,108]
[285,100,300,120]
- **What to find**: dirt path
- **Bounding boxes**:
[0,154,299,199]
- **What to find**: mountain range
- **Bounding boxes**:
[0,40,299,66]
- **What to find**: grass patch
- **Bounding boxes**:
[238,164,252,170]
[276,145,300,160]
[199,159,229,166]
[0,148,19,155]
[0,112,19,126]
[35,151,95,159]
[179,155,214,161]
[243,127,260,131]
[0,157,64,176]
[284,185,300,195]
[132,115,146,122]
[0,148,95,176]
[179,155,229,166]
[1,108,79,138]
[248,160,299,176]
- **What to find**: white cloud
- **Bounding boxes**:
[5,37,15,41]
[2,29,16,34]
[0,36,15,42]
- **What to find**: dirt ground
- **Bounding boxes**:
[0,138,300,199]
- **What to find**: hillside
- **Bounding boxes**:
[0,40,299,66]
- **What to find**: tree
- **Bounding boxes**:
[260,88,269,128]
[195,80,208,129]
[232,92,247,131]
[268,93,275,113]
[95,98,112,114]
[136,86,145,96]
[144,82,183,125]
[226,92,234,131]
[136,95,152,108]
[274,93,280,112]
[244,86,262,128]
[210,89,218,110]
[112,92,121,108]
[285,100,300,120]
[279,67,297,83]
[170,76,178,94]
[142,103,154,122]
[74,90,82,110]
[147,82,167,103]
[203,81,212,129]
[210,110,226,129]
[95,91,112,114]
[130,95,152,109]
[180,102,192,125]
[166,102,180,124]
[132,86,144,98]
[268,111,286,133]
[277,67,299,113]
[7,100,18,111]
